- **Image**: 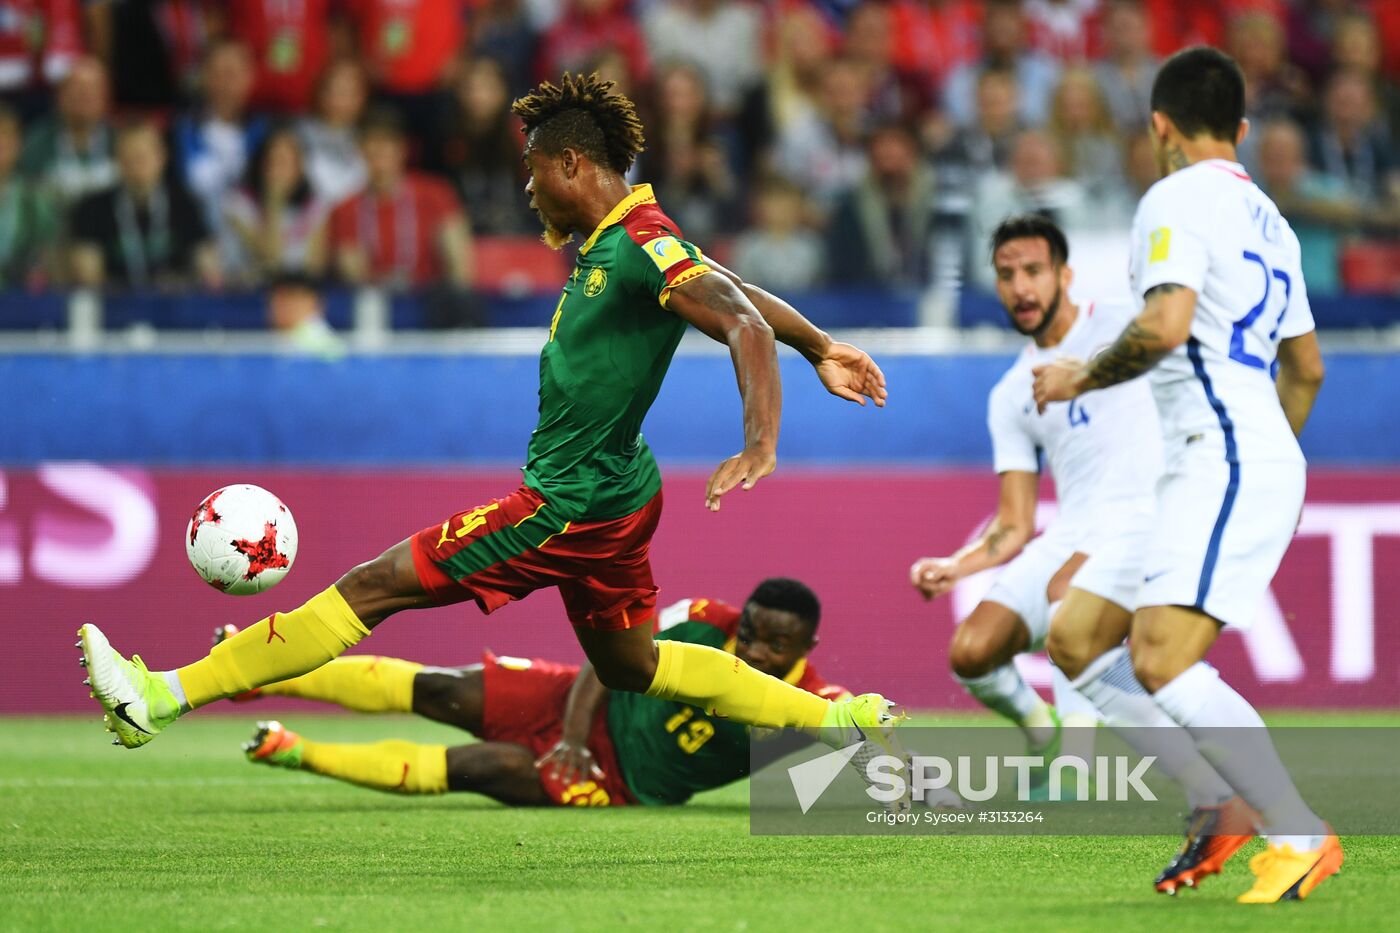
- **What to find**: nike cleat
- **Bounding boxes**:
[213,625,262,702]
[77,623,181,748]
[823,693,912,813]
[244,720,304,769]
[1155,795,1259,894]
[1237,832,1343,903]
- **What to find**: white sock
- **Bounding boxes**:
[163,670,190,713]
[1050,663,1099,763]
[1073,647,1234,808]
[1153,662,1327,846]
[958,665,1055,747]
[1051,663,1100,722]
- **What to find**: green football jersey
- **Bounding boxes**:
[521,185,711,522]
[606,598,844,807]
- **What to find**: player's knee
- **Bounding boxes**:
[412,671,470,721]
[948,626,1000,679]
[335,543,419,606]
[1130,647,1179,694]
[1044,627,1088,681]
[335,552,400,603]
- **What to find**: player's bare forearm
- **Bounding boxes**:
[1084,285,1195,389]
[703,259,829,362]
[1080,319,1171,389]
[1276,375,1321,438]
[742,283,831,364]
[912,521,1028,600]
[913,470,1034,598]
[1036,285,1194,410]
[670,271,781,452]
[705,259,887,406]
[537,661,611,785]
[670,272,782,508]
[733,323,782,454]
[560,663,609,745]
[721,292,782,455]
[1275,332,1325,437]
[954,516,1032,576]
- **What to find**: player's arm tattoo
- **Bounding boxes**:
[985,523,1014,559]
[1080,285,1184,389]
[1081,321,1167,388]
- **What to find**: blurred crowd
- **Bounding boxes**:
[1,0,1399,313]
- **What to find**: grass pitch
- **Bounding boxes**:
[2,713,1391,932]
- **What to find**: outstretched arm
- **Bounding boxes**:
[1032,284,1196,411]
[707,260,887,407]
[910,470,1039,600]
[536,662,610,787]
[668,271,781,511]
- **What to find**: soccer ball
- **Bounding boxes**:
[185,484,298,595]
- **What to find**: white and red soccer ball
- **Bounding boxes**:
[185,484,298,595]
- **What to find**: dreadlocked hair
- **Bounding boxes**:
[512,72,646,175]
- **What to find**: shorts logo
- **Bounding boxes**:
[1149,227,1171,263]
[643,235,688,273]
[583,267,608,297]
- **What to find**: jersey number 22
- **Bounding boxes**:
[1233,250,1291,375]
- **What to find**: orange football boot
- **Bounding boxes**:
[1155,795,1259,894]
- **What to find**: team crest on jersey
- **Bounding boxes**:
[643,235,688,273]
[1149,227,1171,263]
[583,267,608,297]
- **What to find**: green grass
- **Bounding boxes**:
[2,713,1390,932]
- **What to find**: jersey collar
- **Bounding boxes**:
[1200,158,1251,181]
[579,183,657,255]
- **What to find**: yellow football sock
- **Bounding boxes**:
[177,587,369,709]
[261,656,422,713]
[644,640,830,730]
[300,739,448,794]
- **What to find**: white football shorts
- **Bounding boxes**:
[1068,501,1156,613]
[1135,446,1304,630]
[984,499,1158,648]
[983,528,1078,651]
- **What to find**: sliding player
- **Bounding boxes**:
[241,580,846,807]
[911,215,1158,795]
[1034,47,1339,903]
[78,73,906,803]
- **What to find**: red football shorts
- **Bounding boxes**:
[479,650,635,806]
[409,485,662,631]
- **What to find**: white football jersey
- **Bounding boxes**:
[1129,159,1316,464]
[988,301,1163,541]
